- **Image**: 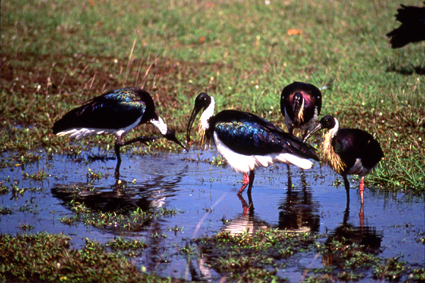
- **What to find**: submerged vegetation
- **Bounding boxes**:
[195,229,323,282]
[1,228,424,282]
[1,0,424,281]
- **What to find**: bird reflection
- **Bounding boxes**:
[222,191,269,235]
[51,164,188,214]
[278,165,320,232]
[238,191,254,216]
[321,199,382,268]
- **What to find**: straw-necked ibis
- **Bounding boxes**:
[52,87,185,174]
[303,115,384,204]
[387,2,425,48]
[187,92,319,195]
[281,82,322,139]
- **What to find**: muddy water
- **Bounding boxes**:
[0,148,423,282]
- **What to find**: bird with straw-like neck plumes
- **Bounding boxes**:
[187,92,319,196]
[281,82,322,139]
[303,115,384,206]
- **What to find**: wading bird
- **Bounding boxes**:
[187,92,319,195]
[303,115,384,205]
[281,82,322,139]
[52,87,185,175]
[387,2,425,48]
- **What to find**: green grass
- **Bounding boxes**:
[2,0,423,192]
[0,233,173,282]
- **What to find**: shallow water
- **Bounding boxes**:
[0,148,423,282]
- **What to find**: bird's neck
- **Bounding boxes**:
[150,116,168,136]
[198,96,215,145]
[330,118,339,138]
[201,96,215,130]
[321,130,345,174]
[296,98,305,124]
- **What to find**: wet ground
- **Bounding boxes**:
[0,148,424,282]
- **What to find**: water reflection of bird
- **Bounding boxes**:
[52,87,185,175]
[281,82,322,139]
[222,194,269,235]
[303,115,384,206]
[51,164,188,214]
[187,92,319,195]
[278,168,320,232]
[387,2,425,48]
[320,200,382,270]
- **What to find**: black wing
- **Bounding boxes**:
[52,88,146,133]
[210,110,318,160]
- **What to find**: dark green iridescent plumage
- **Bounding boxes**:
[52,87,156,133]
[209,110,318,160]
[332,128,383,175]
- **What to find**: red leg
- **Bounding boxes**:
[237,173,250,195]
[237,171,255,195]
[359,176,365,204]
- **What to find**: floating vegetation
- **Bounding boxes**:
[211,155,227,167]
[0,184,9,195]
[60,202,180,232]
[106,237,147,257]
[86,168,107,181]
[0,206,13,215]
[23,169,49,181]
[19,224,35,231]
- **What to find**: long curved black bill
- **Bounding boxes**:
[186,107,200,144]
[302,123,323,144]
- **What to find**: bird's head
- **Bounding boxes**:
[186,93,212,144]
[302,115,337,143]
[150,117,185,150]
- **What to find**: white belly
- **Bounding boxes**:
[213,132,313,174]
[346,158,373,176]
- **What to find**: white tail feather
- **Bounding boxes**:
[56,128,124,140]
[275,153,313,169]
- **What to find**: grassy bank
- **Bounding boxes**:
[3,0,423,191]
[1,0,424,229]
